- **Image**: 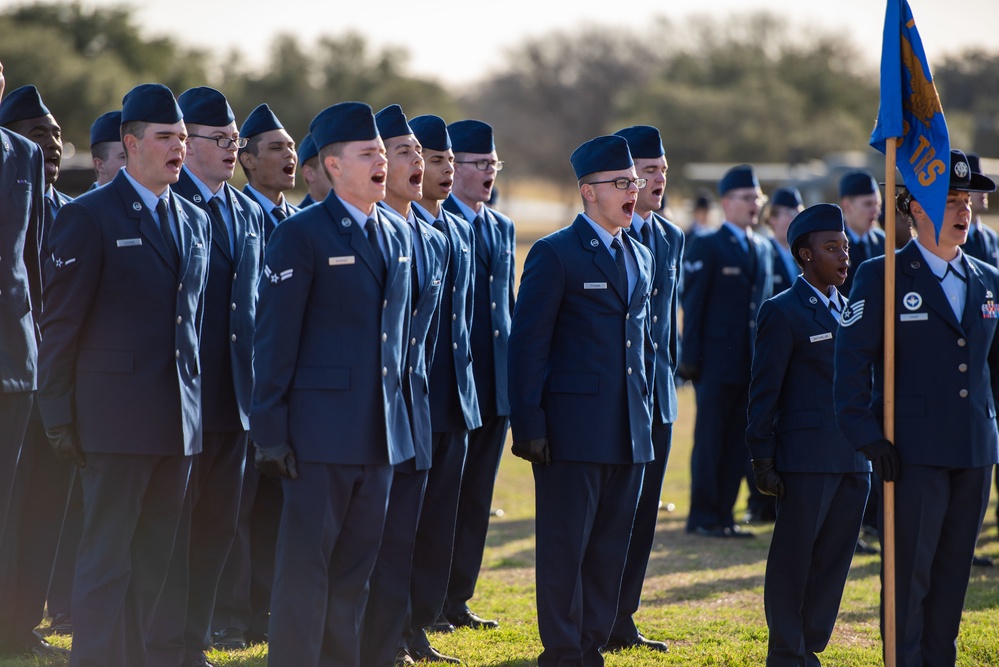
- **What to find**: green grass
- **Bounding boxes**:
[8,386,999,666]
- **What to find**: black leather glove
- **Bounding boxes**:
[751,458,784,498]
[861,439,900,483]
[511,437,551,466]
[677,362,701,383]
[254,441,298,479]
[45,424,86,468]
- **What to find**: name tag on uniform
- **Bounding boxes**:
[584,282,608,290]
[809,332,833,343]
[398,256,410,262]
[329,255,355,266]
[432,279,442,286]
[722,266,741,276]
[900,313,928,322]
[116,238,142,247]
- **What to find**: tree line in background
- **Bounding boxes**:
[2,2,998,198]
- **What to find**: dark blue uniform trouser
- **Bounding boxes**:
[212,444,281,639]
[444,414,508,620]
[0,412,75,650]
[0,392,32,546]
[267,462,392,667]
[147,430,246,666]
[361,467,428,666]
[534,461,643,667]
[406,430,468,653]
[687,382,749,531]
[70,452,191,667]
[883,464,991,667]
[765,472,869,667]
[610,420,672,641]
[46,471,83,620]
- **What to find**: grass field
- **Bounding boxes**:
[9,386,999,666]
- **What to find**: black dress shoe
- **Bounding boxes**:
[603,633,669,653]
[48,612,73,635]
[689,525,726,538]
[411,644,461,664]
[244,629,269,645]
[395,649,416,665]
[428,613,456,634]
[973,554,995,567]
[0,636,71,659]
[855,539,880,555]
[450,610,499,630]
[212,627,248,650]
[723,525,754,539]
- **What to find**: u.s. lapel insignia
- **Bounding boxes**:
[341,217,352,227]
[132,202,142,211]
[911,260,921,269]
[809,296,818,304]
[903,292,922,311]
[193,194,202,203]
[590,239,599,247]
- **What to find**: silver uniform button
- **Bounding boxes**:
[627,367,632,375]
[625,314,630,320]
[411,337,417,346]
[652,288,658,296]
[491,302,496,310]
[176,316,182,324]
[959,389,969,398]
[382,367,388,377]
[959,363,968,372]
[750,302,756,310]
[409,366,413,374]
[452,314,458,321]
[453,342,458,350]
[489,275,494,283]
[653,342,659,350]
[493,330,500,337]
[231,303,237,311]
[452,286,456,293]
[382,333,388,342]
[175,350,181,358]
[750,320,756,328]
[233,273,237,280]
[383,300,388,308]
[652,315,658,323]
[958,338,967,347]
[231,334,237,342]
[177,283,183,292]
[626,340,631,348]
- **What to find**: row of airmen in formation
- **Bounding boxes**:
[0,59,996,667]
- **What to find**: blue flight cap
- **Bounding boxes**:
[570,135,633,181]
[839,169,878,198]
[297,133,318,164]
[948,149,996,193]
[121,83,182,124]
[240,103,284,139]
[613,125,664,159]
[0,85,51,126]
[410,115,451,152]
[967,152,983,175]
[309,102,378,150]
[178,87,235,127]
[719,164,759,196]
[448,119,494,153]
[89,110,122,146]
[786,203,845,250]
[375,104,413,141]
[771,186,803,209]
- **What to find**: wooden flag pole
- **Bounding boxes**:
[883,139,898,667]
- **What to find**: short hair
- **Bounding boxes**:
[790,232,812,268]
[91,142,114,161]
[120,120,147,158]
[318,142,347,182]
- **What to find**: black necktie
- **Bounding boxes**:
[410,226,421,308]
[611,238,629,296]
[156,197,180,267]
[365,218,387,281]
[745,237,757,276]
[272,206,288,223]
[208,197,232,255]
[829,298,839,315]
[940,263,967,283]
[475,214,492,265]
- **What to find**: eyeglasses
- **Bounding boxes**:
[726,192,765,205]
[455,159,504,171]
[188,134,248,149]
[589,178,648,190]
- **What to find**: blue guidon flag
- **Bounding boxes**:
[869,0,950,241]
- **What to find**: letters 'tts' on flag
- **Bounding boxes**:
[869,0,950,242]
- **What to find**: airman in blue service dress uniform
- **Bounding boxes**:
[251,101,415,667]
[0,60,47,657]
[406,114,482,663]
[238,104,298,240]
[0,82,77,659]
[679,163,773,537]
[37,83,211,667]
[89,110,126,188]
[604,124,682,654]
[361,104,449,667]
[764,186,804,295]
[838,169,885,297]
[747,203,871,667]
[509,134,654,667]
[146,86,266,667]
[441,118,514,630]
[835,150,999,667]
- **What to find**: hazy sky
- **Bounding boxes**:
[65,0,999,85]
